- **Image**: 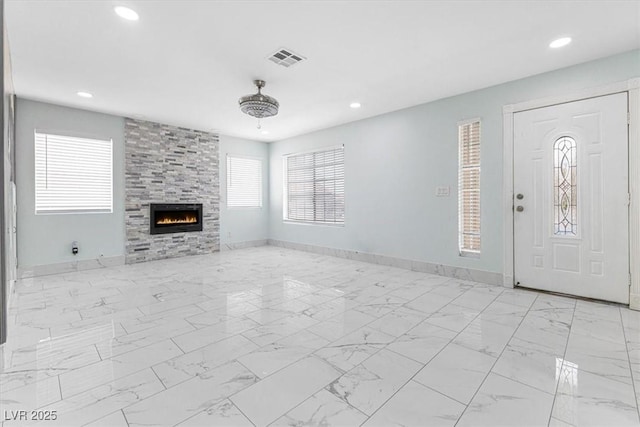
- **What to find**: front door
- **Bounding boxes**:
[513,92,629,303]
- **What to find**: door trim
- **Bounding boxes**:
[502,78,640,309]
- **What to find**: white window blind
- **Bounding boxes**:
[285,146,344,224]
[458,120,481,254]
[226,155,262,208]
[35,132,113,214]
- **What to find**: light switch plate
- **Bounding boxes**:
[436,186,450,197]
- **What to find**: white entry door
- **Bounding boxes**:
[513,93,629,303]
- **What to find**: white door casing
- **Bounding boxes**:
[512,93,629,303]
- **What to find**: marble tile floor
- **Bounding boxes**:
[1,245,640,426]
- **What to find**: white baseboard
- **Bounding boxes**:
[14,241,503,287]
[267,239,503,286]
[7,278,16,319]
[221,239,268,251]
[18,255,126,279]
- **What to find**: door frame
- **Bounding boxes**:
[502,78,640,309]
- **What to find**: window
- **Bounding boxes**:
[284,146,344,224]
[553,136,577,236]
[226,155,262,208]
[458,120,481,254]
[35,132,113,214]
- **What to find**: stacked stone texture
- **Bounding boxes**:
[124,118,220,263]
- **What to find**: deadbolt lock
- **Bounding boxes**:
[516,193,524,200]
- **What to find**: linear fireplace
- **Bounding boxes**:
[150,203,203,235]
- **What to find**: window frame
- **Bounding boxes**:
[226,154,263,209]
[282,145,345,226]
[458,118,481,257]
[34,130,114,215]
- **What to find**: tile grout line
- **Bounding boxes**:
[312,282,526,422]
[197,284,434,425]
[50,336,189,401]
[118,318,132,335]
[171,398,258,427]
[545,298,578,427]
[218,358,290,426]
[362,285,510,425]
[82,409,128,427]
[410,380,470,408]
[618,307,640,424]
[275,368,372,426]
[263,283,417,376]
[230,401,258,427]
[489,370,556,397]
[167,311,262,345]
[121,408,131,427]
[232,334,335,385]
[303,292,419,373]
[56,375,63,403]
[378,283,495,368]
[150,365,167,390]
[94,344,103,361]
[78,355,255,420]
[7,247,591,427]
[169,337,185,355]
[452,292,544,427]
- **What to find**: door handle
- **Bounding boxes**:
[516,206,524,212]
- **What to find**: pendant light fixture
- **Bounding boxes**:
[239,80,279,128]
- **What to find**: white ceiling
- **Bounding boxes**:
[6,0,640,142]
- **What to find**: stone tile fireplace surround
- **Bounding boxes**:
[124,118,219,263]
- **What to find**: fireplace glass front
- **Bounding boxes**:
[150,203,203,234]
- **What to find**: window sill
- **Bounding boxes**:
[459,250,481,258]
[35,210,113,215]
[283,220,345,227]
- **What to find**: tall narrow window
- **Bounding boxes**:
[553,136,577,235]
[226,155,262,208]
[285,146,344,224]
[35,132,113,214]
[458,120,481,254]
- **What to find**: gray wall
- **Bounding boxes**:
[269,49,640,275]
[15,99,125,268]
[219,135,269,246]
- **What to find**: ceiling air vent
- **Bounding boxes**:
[267,48,306,68]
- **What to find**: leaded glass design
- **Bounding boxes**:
[553,136,577,235]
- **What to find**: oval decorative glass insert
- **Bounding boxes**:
[560,193,570,216]
[561,155,570,179]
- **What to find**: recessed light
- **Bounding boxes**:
[350,102,361,109]
[114,6,139,21]
[549,37,571,49]
[77,91,93,98]
[261,130,269,135]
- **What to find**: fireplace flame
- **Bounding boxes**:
[156,215,197,225]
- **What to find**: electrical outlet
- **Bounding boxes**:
[436,186,450,197]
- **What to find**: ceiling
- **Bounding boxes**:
[6,1,640,142]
